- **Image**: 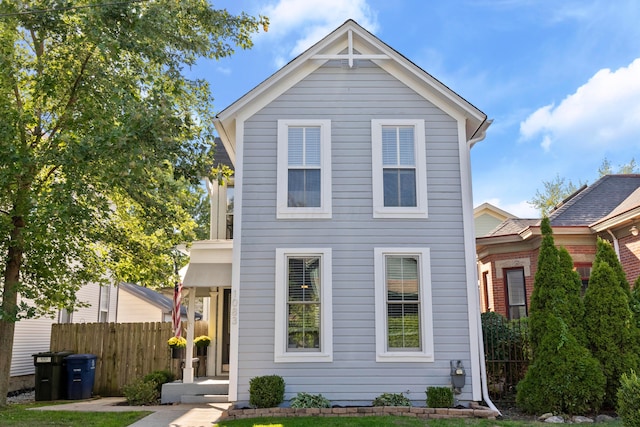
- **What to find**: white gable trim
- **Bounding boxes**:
[215,20,487,153]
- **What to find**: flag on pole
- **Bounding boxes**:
[172,282,183,337]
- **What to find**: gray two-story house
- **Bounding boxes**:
[208,19,491,406]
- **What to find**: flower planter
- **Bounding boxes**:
[171,347,185,359]
[196,346,208,356]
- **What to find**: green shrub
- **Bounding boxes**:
[426,387,453,408]
[516,314,605,415]
[372,392,411,407]
[618,370,640,427]
[481,311,530,390]
[290,392,331,408]
[142,370,175,393]
[122,377,159,406]
[584,241,640,408]
[249,375,285,408]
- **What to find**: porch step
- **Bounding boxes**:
[161,377,229,404]
[180,394,229,404]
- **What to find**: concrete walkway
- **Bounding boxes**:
[30,397,232,427]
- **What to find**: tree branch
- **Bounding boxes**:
[46,50,94,145]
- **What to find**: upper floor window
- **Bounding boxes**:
[374,247,434,362]
[371,120,427,218]
[277,120,332,219]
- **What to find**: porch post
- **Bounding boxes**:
[183,287,196,383]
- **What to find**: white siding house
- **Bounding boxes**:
[186,20,492,407]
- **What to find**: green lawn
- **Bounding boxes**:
[214,415,623,427]
[0,403,151,427]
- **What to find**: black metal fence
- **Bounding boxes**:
[481,312,530,404]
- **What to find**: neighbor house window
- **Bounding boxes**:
[275,248,333,362]
[375,248,433,362]
[277,120,331,218]
[98,284,110,323]
[371,120,427,218]
[505,268,527,319]
[575,263,592,295]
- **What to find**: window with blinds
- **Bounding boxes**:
[371,119,427,219]
[286,256,321,351]
[275,248,333,362]
[374,248,434,362]
[382,126,417,207]
[277,120,332,219]
[287,126,321,207]
[385,256,421,350]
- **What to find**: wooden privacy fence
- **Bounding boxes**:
[50,321,208,396]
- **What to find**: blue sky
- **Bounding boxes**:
[195,0,640,217]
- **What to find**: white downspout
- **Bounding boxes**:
[476,307,501,415]
[607,229,621,260]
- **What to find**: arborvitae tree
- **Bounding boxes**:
[558,247,586,344]
[516,314,605,415]
[594,237,631,296]
[517,217,604,413]
[631,276,640,329]
[584,242,640,408]
[528,217,562,354]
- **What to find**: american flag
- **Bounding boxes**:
[172,282,183,337]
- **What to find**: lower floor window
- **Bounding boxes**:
[375,248,434,362]
[275,248,333,362]
[505,268,527,319]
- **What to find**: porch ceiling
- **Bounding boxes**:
[183,263,232,290]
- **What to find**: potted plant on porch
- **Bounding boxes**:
[168,336,187,359]
[194,335,211,356]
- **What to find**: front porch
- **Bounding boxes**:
[161,376,230,404]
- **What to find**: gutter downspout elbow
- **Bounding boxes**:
[606,229,621,260]
[477,308,501,415]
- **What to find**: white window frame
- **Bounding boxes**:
[277,120,332,219]
[371,119,428,218]
[374,247,434,362]
[274,248,333,362]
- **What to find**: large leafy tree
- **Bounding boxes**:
[0,0,267,405]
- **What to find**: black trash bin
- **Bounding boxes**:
[33,351,74,401]
[64,354,97,400]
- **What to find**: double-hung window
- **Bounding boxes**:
[374,248,433,362]
[275,248,333,362]
[371,120,427,218]
[505,268,527,319]
[277,120,331,218]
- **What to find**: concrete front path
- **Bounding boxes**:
[30,397,232,427]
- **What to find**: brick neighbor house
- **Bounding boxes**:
[476,174,640,319]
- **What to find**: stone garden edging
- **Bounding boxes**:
[219,405,499,421]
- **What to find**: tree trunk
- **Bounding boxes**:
[0,216,25,407]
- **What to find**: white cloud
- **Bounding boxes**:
[261,0,378,59]
[519,58,640,153]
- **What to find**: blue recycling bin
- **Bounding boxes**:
[64,354,97,400]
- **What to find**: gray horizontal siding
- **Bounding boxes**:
[235,59,473,405]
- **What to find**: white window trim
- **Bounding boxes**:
[274,248,333,362]
[277,120,332,219]
[374,247,434,362]
[371,119,428,218]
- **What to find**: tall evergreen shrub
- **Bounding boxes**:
[517,217,604,414]
[584,239,640,408]
[516,315,605,415]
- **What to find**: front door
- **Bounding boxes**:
[221,288,231,373]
